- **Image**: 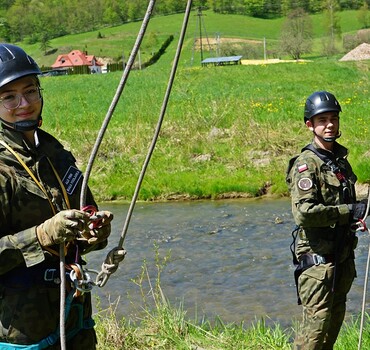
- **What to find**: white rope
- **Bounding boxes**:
[358,186,370,350]
[80,0,157,208]
[96,0,194,288]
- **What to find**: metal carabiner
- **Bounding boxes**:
[69,264,94,294]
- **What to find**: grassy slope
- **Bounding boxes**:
[21,9,363,66]
[18,9,370,202]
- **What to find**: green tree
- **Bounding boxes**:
[358,1,370,28]
[280,7,313,59]
[322,0,341,56]
[39,33,52,55]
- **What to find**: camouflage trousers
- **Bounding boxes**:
[294,258,356,350]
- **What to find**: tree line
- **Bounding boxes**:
[0,0,367,44]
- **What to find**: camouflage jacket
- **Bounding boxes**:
[286,141,357,261]
[0,126,107,275]
[0,126,108,345]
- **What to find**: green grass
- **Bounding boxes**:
[7,9,369,202]
[38,57,370,202]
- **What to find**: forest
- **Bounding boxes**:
[0,0,368,44]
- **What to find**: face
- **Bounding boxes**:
[0,76,42,126]
[306,111,339,142]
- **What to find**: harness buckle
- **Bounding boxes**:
[44,268,60,284]
[312,254,325,265]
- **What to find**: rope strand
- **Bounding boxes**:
[96,0,194,288]
[80,0,157,208]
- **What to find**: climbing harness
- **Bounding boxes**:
[0,290,95,349]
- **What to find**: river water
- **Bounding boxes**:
[86,198,370,328]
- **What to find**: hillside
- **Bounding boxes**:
[19,9,364,69]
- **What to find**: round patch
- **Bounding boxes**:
[298,177,313,191]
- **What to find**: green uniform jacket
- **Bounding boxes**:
[286,141,357,263]
[0,126,106,346]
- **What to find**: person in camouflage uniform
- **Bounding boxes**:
[0,44,125,349]
[286,91,367,350]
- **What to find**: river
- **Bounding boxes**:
[85,198,370,328]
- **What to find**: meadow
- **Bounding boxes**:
[19,9,368,202]
[38,57,370,202]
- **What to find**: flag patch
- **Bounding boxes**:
[298,164,308,173]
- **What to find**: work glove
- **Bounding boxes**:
[36,209,90,247]
[348,203,367,221]
[102,247,126,274]
[82,210,113,245]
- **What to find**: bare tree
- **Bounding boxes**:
[280,8,313,60]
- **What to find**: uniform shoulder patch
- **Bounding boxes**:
[297,163,308,173]
[297,177,313,191]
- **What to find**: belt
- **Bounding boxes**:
[299,253,335,268]
[0,264,68,289]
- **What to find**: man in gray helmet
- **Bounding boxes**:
[0,43,125,349]
[286,91,366,349]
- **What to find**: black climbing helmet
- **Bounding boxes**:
[303,91,341,123]
[0,43,41,89]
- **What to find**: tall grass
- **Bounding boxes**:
[94,247,294,349]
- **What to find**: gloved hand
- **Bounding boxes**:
[102,247,126,274]
[348,203,367,221]
[82,210,113,244]
[36,209,90,247]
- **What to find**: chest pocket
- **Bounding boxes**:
[11,175,53,231]
[320,167,342,205]
[17,175,47,198]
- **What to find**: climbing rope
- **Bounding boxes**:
[60,2,157,349]
[79,0,156,208]
[96,0,194,288]
[357,186,370,350]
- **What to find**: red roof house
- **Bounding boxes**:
[51,50,104,73]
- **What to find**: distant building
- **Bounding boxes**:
[51,50,104,73]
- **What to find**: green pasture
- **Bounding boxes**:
[39,57,370,202]
[11,8,368,202]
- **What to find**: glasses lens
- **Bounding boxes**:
[2,96,19,109]
[24,88,42,103]
[1,88,42,110]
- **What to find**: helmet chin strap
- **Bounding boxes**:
[0,116,42,132]
[314,130,341,143]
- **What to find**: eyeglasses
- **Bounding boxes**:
[0,87,43,110]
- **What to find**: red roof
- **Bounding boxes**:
[51,50,103,68]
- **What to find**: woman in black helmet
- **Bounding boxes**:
[286,91,365,350]
[0,44,124,349]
